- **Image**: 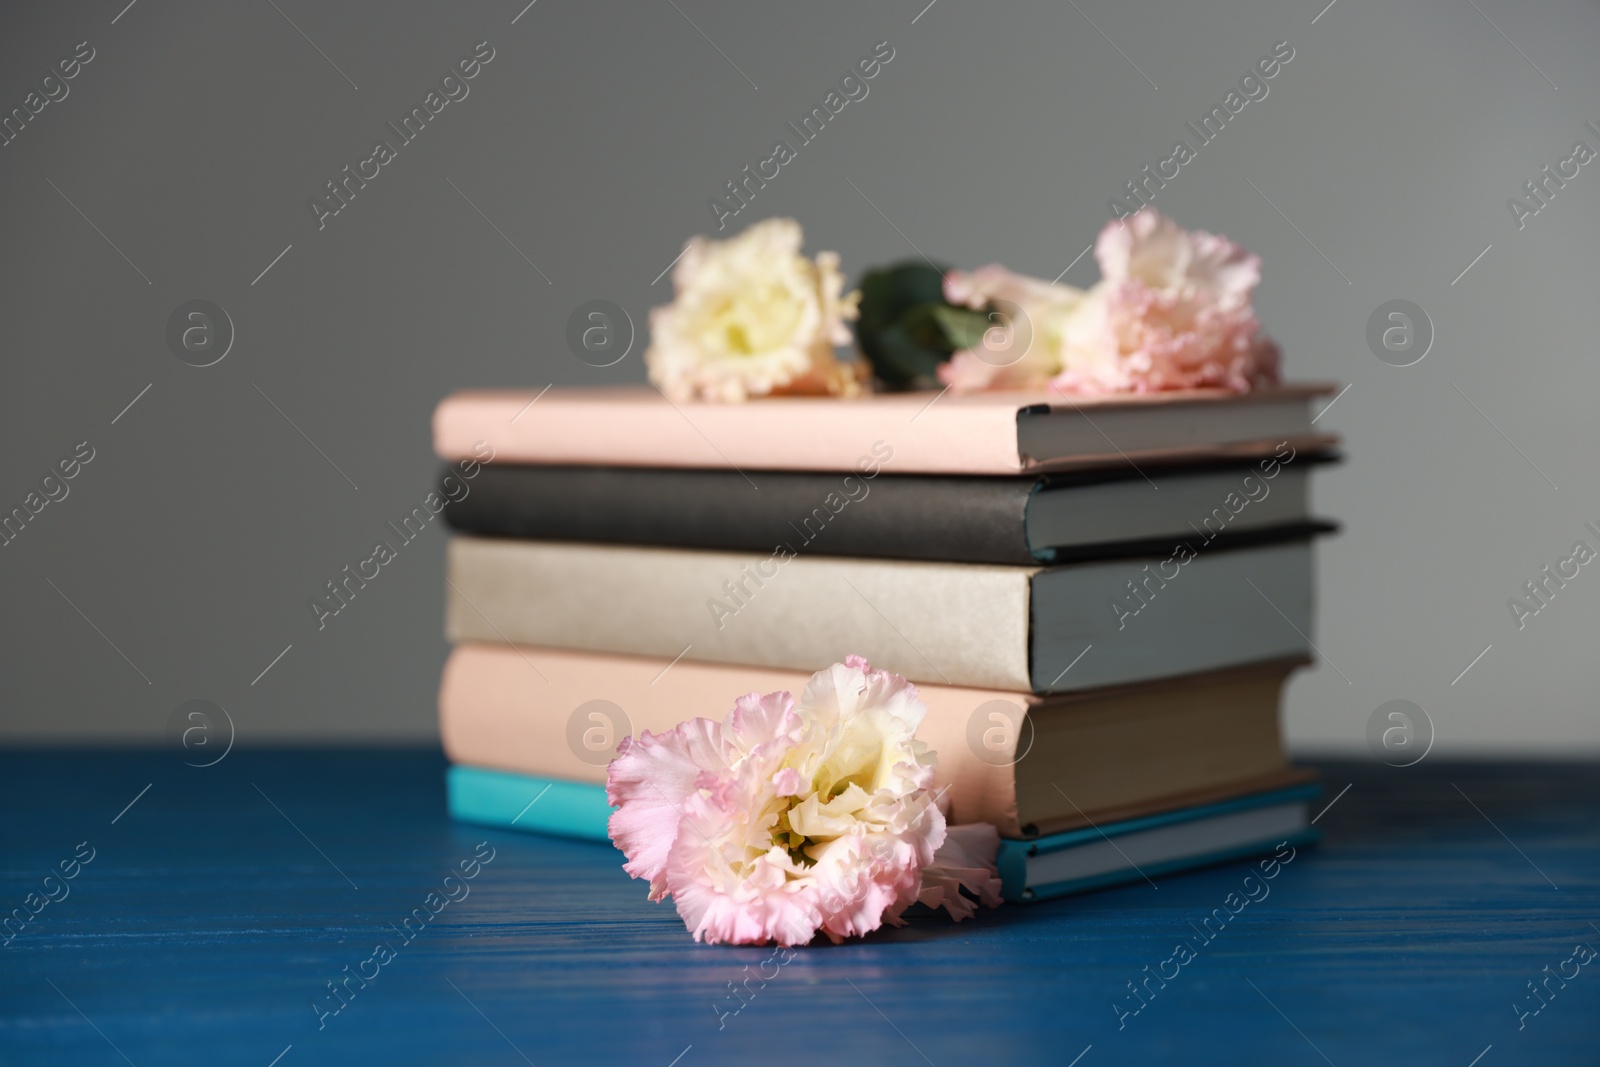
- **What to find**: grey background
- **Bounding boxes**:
[1,0,1595,753]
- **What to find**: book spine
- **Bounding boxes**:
[432,391,1029,475]
[445,766,615,842]
[443,465,1040,565]
[444,538,1037,692]
[438,644,1029,837]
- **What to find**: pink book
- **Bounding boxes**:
[433,384,1338,475]
[439,643,1309,839]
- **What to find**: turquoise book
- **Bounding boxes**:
[446,766,616,843]
[996,783,1322,901]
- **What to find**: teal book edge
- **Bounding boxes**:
[447,765,616,843]
[996,783,1324,903]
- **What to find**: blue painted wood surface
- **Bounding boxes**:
[2,749,1596,1066]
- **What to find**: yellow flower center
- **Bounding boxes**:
[704,279,805,358]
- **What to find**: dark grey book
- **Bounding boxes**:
[442,453,1336,565]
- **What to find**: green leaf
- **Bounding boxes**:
[929,305,992,351]
[853,261,957,389]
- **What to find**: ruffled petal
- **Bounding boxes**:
[914,822,1003,921]
[725,690,802,759]
[605,717,726,899]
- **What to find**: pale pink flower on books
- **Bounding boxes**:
[938,264,1092,393]
[606,656,1002,946]
[1058,209,1280,395]
[645,217,866,403]
[938,209,1281,396]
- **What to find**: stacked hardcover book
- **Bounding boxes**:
[432,384,1339,901]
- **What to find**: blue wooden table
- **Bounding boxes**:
[3,750,1596,1066]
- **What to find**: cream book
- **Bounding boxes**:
[438,644,1311,839]
[444,535,1317,693]
[433,385,1338,475]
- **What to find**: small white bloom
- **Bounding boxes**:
[646,218,864,402]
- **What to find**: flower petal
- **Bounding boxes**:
[606,717,726,899]
[914,822,1003,921]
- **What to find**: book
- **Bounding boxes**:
[438,643,1312,839]
[433,385,1339,476]
[996,784,1321,902]
[446,765,616,842]
[442,769,1320,904]
[442,455,1336,565]
[444,535,1319,694]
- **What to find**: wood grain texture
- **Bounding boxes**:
[2,750,1596,1066]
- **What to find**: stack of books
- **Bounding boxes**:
[431,385,1339,901]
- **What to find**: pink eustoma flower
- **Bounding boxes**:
[939,209,1281,396]
[606,657,1000,946]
